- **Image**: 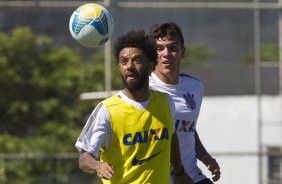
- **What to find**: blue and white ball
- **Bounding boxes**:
[69,3,114,48]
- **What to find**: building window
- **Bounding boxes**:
[268,147,282,184]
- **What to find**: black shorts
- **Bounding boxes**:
[195,178,213,184]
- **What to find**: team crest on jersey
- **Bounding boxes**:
[183,92,196,110]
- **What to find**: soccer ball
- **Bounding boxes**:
[69,3,114,48]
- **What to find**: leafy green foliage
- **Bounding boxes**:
[182,44,216,67]
[0,27,106,136]
[240,43,279,64]
[0,129,81,184]
[0,27,113,183]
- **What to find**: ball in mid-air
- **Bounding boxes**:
[69,3,114,48]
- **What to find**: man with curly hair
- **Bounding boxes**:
[75,30,188,184]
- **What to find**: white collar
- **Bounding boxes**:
[117,91,149,110]
[151,72,180,89]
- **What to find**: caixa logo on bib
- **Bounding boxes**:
[175,120,196,133]
[123,128,169,146]
[183,92,196,110]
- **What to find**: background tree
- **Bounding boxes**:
[0,27,113,184]
[182,44,216,67]
[240,43,279,64]
[0,27,110,136]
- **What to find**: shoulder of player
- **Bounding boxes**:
[87,102,109,124]
[179,73,203,87]
[90,102,105,115]
[102,94,124,108]
[179,73,201,82]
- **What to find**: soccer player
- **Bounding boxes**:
[75,30,189,184]
[148,22,221,184]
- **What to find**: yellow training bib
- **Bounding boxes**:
[100,90,173,184]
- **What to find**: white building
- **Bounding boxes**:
[197,95,282,184]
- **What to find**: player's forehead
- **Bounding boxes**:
[119,47,144,58]
[155,36,181,47]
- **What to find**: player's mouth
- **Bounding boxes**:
[126,73,137,80]
[162,60,174,66]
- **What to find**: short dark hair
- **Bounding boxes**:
[149,22,185,49]
[113,30,157,66]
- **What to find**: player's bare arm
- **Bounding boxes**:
[195,131,221,182]
[79,151,114,180]
[194,131,209,160]
[171,132,194,184]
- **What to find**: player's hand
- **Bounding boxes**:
[95,162,114,180]
[202,155,221,182]
[173,172,194,184]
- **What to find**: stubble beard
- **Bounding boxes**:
[121,70,149,91]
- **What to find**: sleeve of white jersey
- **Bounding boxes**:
[75,103,111,158]
[198,80,204,107]
[166,94,176,132]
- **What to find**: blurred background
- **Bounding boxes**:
[0,0,281,183]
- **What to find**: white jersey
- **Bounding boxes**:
[75,90,175,158]
[149,72,206,183]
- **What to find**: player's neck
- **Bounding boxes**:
[153,71,179,84]
[122,87,150,102]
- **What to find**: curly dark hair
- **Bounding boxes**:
[113,29,157,66]
[149,22,185,49]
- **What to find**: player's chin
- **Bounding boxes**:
[126,80,138,89]
[161,67,174,75]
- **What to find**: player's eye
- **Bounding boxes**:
[134,57,143,64]
[119,58,128,65]
[167,44,180,52]
[157,48,163,52]
[170,46,178,52]
[156,46,164,52]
